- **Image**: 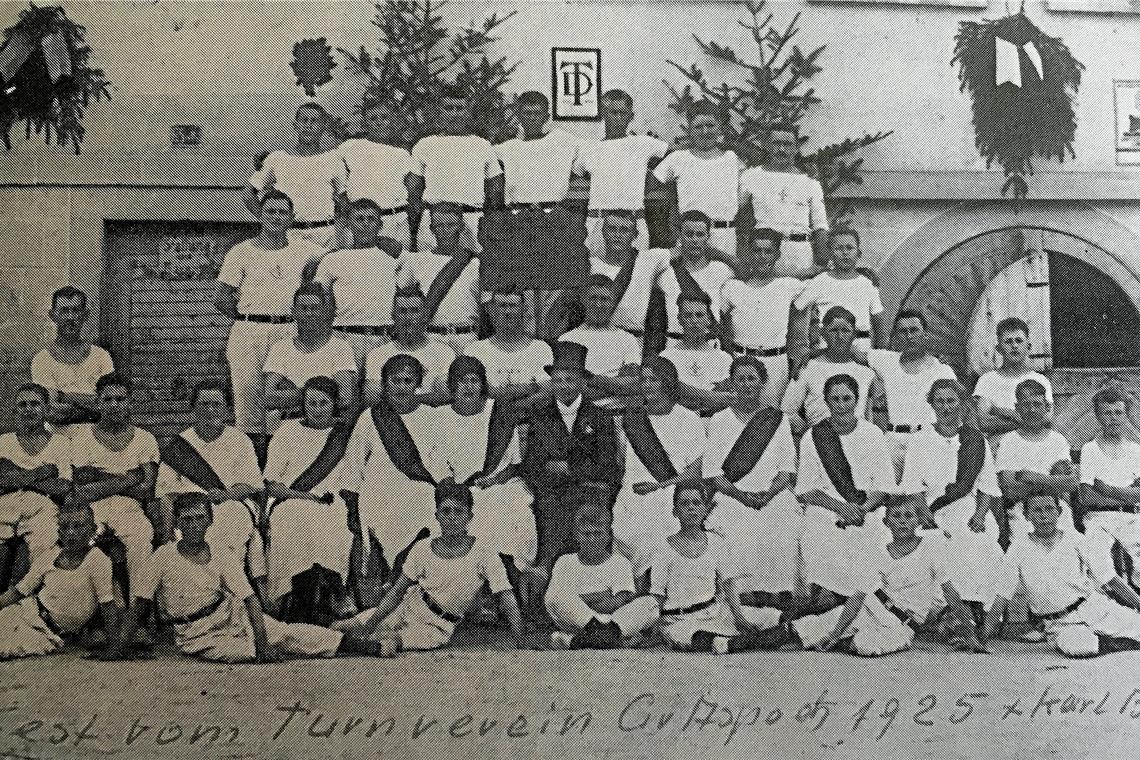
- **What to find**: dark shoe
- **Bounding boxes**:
[690,630,718,653]
[570,618,621,649]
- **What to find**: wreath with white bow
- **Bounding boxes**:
[952,9,1083,200]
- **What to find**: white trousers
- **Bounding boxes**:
[1084,511,1140,584]
[225,319,293,436]
[659,601,782,649]
[545,593,660,637]
[1052,593,1140,657]
[793,592,918,656]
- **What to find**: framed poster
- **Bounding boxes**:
[552,47,601,120]
[1114,80,1140,165]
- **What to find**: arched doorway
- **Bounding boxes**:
[887,214,1140,446]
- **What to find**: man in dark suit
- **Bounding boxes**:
[521,342,620,614]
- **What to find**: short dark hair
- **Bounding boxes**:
[687,100,722,122]
[996,316,1030,340]
[1093,385,1129,414]
[1014,378,1049,402]
[672,478,711,507]
[190,378,231,408]
[381,354,425,387]
[824,372,859,399]
[296,101,329,121]
[173,492,213,522]
[573,503,613,531]
[676,289,712,311]
[601,89,633,108]
[642,355,679,394]
[14,382,49,404]
[830,227,861,249]
[294,281,335,315]
[749,227,783,246]
[821,305,857,329]
[95,372,131,397]
[516,91,549,110]
[447,355,488,395]
[302,376,340,410]
[895,308,927,329]
[678,210,712,231]
[51,286,88,311]
[435,481,473,513]
[730,354,768,383]
[393,283,426,302]
[348,198,382,216]
[585,273,616,292]
[430,201,465,219]
[259,189,295,214]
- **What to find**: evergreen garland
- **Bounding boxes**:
[0,4,111,154]
[952,11,1083,200]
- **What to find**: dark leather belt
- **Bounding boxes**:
[507,202,559,212]
[1037,597,1086,622]
[709,220,735,229]
[1088,505,1140,514]
[293,219,334,230]
[855,329,871,339]
[889,424,922,434]
[427,324,475,335]
[422,591,462,624]
[235,314,292,324]
[662,597,717,616]
[378,205,407,217]
[167,595,225,626]
[36,596,62,635]
[339,325,391,336]
[786,232,809,242]
[737,344,787,358]
[874,589,917,627]
[588,209,643,219]
[666,331,684,341]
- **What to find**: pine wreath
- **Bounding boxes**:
[0,4,111,153]
[952,10,1082,200]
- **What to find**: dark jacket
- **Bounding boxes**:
[523,396,619,493]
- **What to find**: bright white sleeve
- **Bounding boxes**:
[482,141,503,179]
[410,139,428,177]
[652,152,678,184]
[808,179,828,232]
[992,544,1023,601]
[216,245,247,289]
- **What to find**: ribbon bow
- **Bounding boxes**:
[995,37,1043,88]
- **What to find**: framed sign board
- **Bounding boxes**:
[1114,80,1140,165]
[552,47,601,120]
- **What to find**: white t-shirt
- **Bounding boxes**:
[31,345,114,397]
[652,149,743,222]
[721,277,805,350]
[994,531,1112,615]
[365,338,457,394]
[495,128,581,205]
[591,248,671,332]
[156,427,263,499]
[795,418,897,499]
[412,134,502,207]
[463,339,553,389]
[337,138,414,208]
[703,408,796,494]
[70,424,160,476]
[217,239,324,317]
[314,247,401,328]
[659,260,735,335]
[0,431,72,479]
[618,407,706,488]
[863,537,949,620]
[649,532,740,608]
[795,272,883,335]
[263,335,358,387]
[397,251,481,329]
[402,539,512,618]
[17,547,115,633]
[547,552,636,603]
[574,134,669,211]
[559,326,641,377]
[994,429,1072,477]
[1080,438,1140,489]
[660,343,731,393]
[248,150,347,223]
[739,167,828,236]
[973,370,1054,408]
[899,426,1002,500]
[781,359,875,426]
[866,350,958,428]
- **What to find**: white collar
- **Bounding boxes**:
[556,395,583,415]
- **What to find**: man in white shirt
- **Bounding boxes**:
[865,309,959,479]
[31,286,115,430]
[1079,386,1140,587]
[657,211,735,348]
[363,285,456,406]
[974,316,1054,444]
[408,81,504,252]
[464,289,553,402]
[738,124,828,278]
[660,291,733,415]
[244,102,347,248]
[995,378,1078,544]
[574,89,669,254]
[337,100,418,249]
[795,229,883,353]
[560,274,642,386]
[397,203,482,354]
[588,212,671,347]
[721,229,809,405]
[313,199,402,365]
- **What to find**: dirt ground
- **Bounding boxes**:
[3,628,1140,760]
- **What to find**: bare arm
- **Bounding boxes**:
[73,467,146,505]
[817,591,865,650]
[496,588,529,648]
[264,480,326,503]
[406,175,425,250]
[242,186,263,217]
[974,396,1022,437]
[215,282,239,320]
[243,593,275,661]
[352,573,414,639]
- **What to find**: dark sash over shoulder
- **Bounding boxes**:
[160,434,226,492]
[622,410,678,484]
[811,419,867,505]
[611,246,640,309]
[671,260,707,302]
[465,399,520,485]
[371,401,435,484]
[722,407,784,483]
[928,425,986,513]
[268,422,351,511]
[423,249,475,324]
